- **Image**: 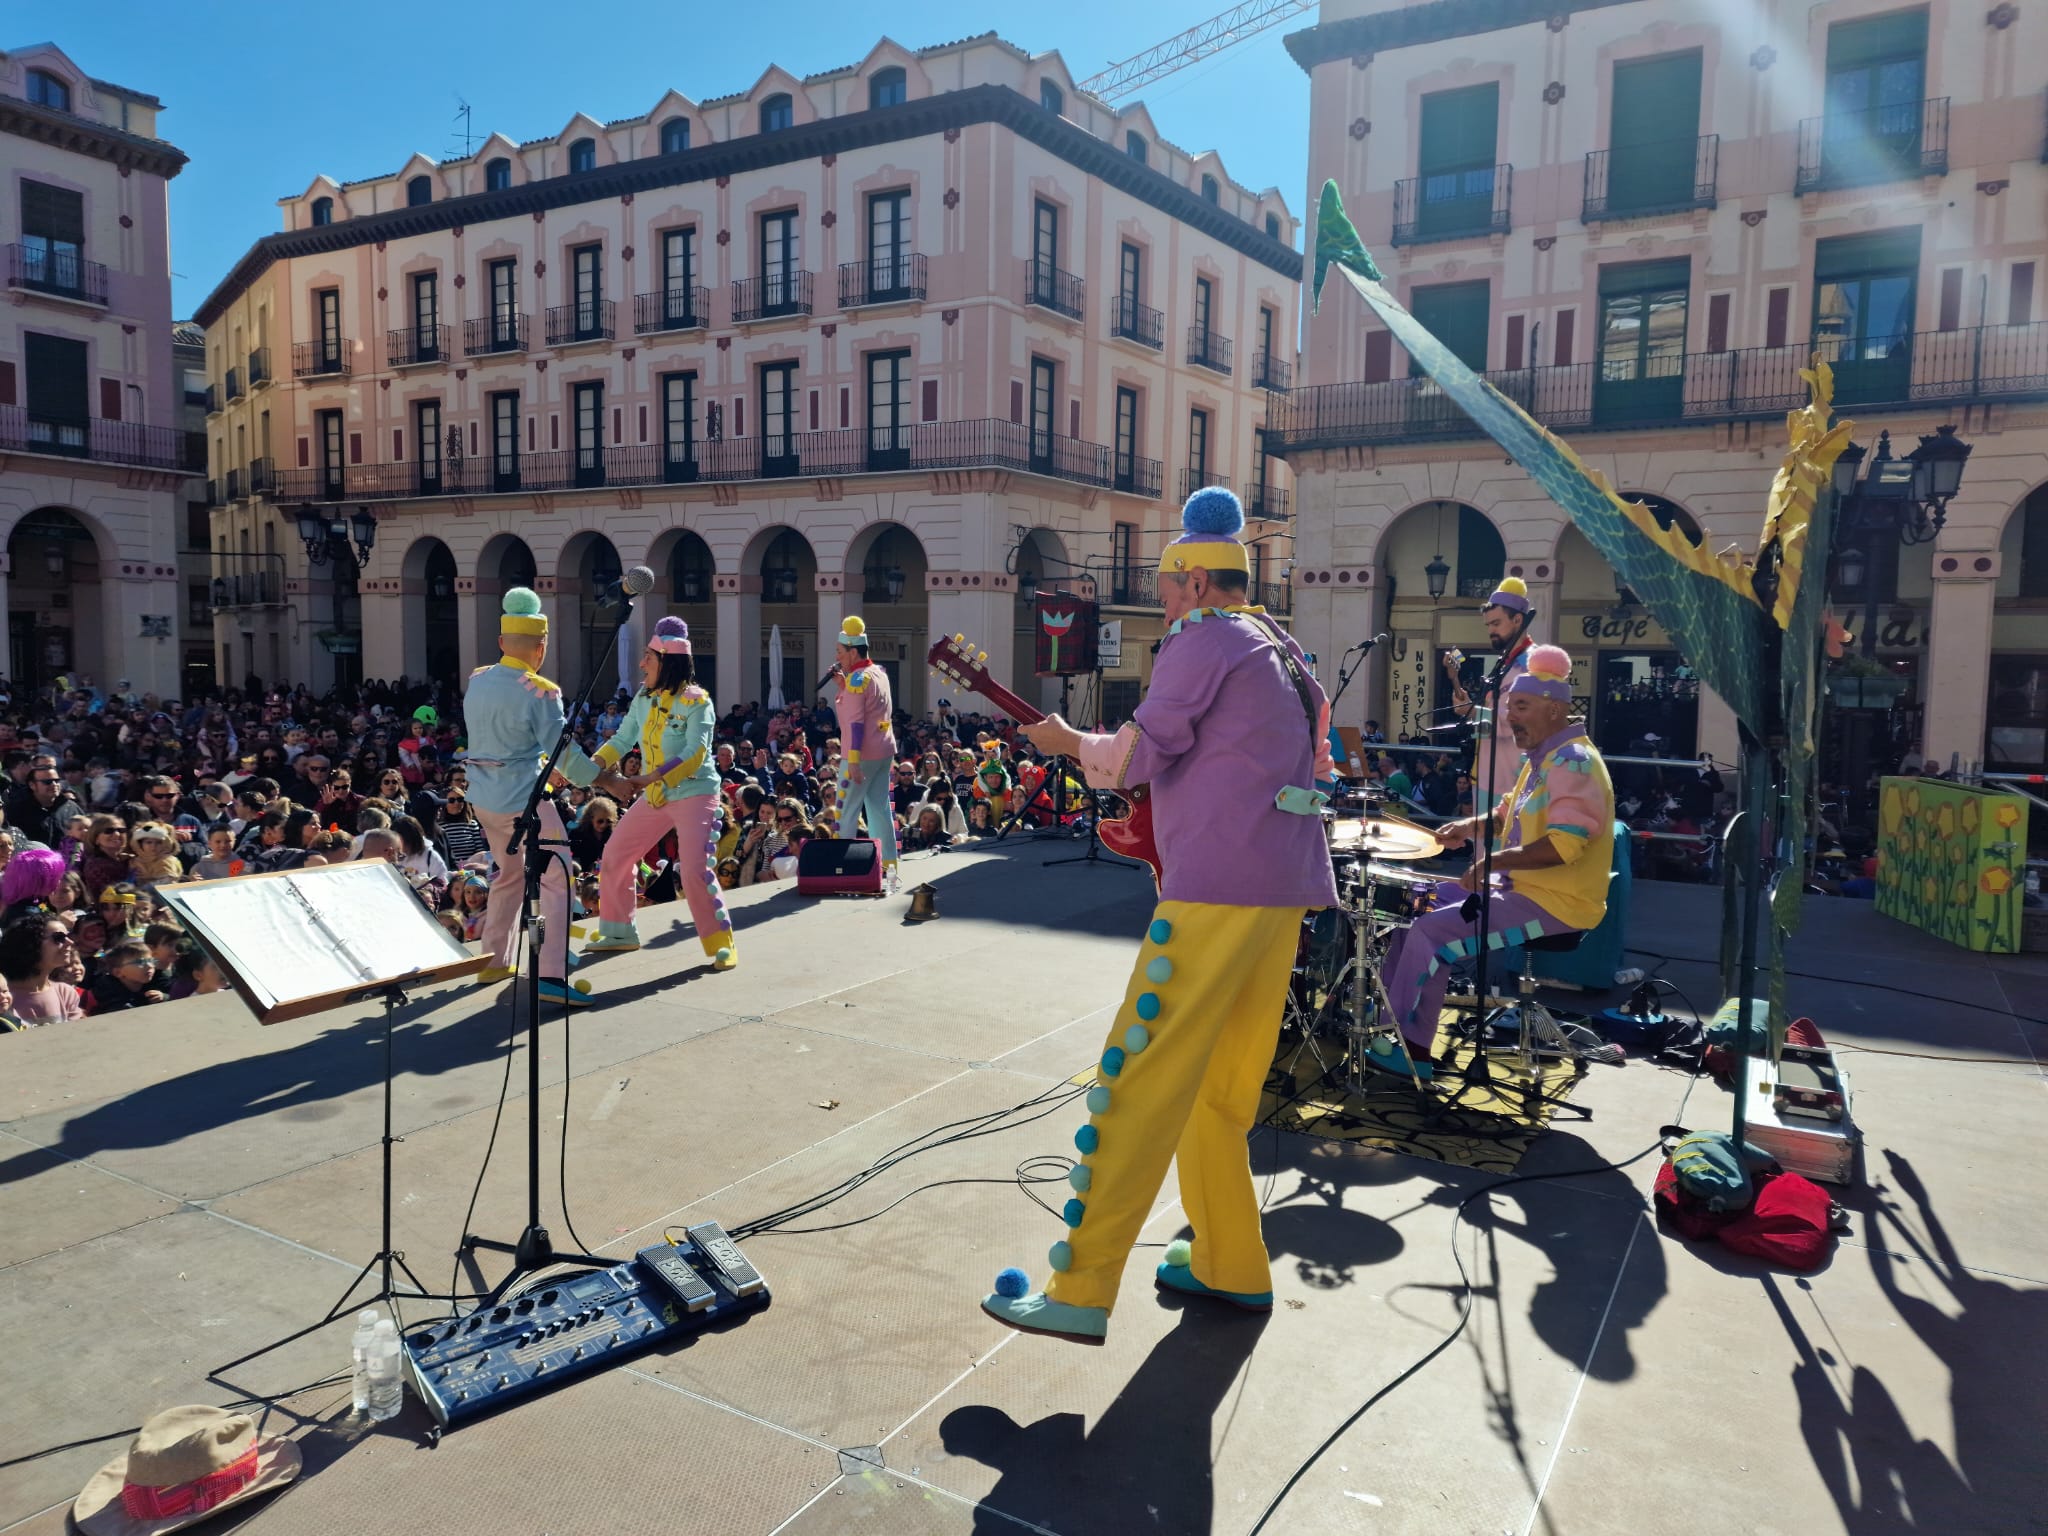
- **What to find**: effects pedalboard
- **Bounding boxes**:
[404,1222,770,1428]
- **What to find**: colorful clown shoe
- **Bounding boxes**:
[979,1289,1107,1346]
[537,977,595,1009]
[1358,1034,1433,1081]
[476,964,516,986]
[581,922,641,954]
[701,931,738,971]
[1153,1240,1272,1311]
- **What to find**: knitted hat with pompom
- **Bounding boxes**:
[1158,486,1250,577]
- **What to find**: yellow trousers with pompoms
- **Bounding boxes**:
[1044,901,1304,1314]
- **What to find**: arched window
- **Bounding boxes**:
[26,69,70,112]
[406,175,432,206]
[568,137,596,173]
[1040,80,1064,115]
[310,197,333,226]
[659,118,690,154]
[869,67,906,110]
[1265,213,1281,240]
[1200,174,1220,204]
[485,157,511,191]
[760,93,793,133]
[1125,132,1147,165]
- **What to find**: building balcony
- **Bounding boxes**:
[225,467,244,502]
[387,324,451,367]
[1245,481,1290,521]
[546,301,616,346]
[225,366,244,403]
[731,273,813,323]
[463,314,529,356]
[1023,260,1085,321]
[247,347,271,389]
[248,457,276,496]
[0,405,197,474]
[1254,353,1292,393]
[206,478,223,508]
[292,339,352,379]
[633,287,710,334]
[3,242,108,306]
[275,417,1166,506]
[203,382,221,415]
[1796,98,1948,193]
[1187,326,1234,375]
[1179,465,1230,503]
[1110,294,1164,350]
[209,554,286,610]
[1104,566,1156,606]
[1265,320,2048,455]
[1584,134,1719,221]
[838,255,927,308]
[1392,166,1512,246]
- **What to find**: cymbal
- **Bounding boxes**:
[1325,814,1441,861]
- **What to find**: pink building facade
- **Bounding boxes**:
[195,36,1299,719]
[1278,0,2048,777]
[0,43,195,698]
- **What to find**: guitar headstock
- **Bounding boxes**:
[927,633,993,694]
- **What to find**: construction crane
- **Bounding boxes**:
[1076,0,1316,102]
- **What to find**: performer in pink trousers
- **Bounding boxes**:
[580,616,736,969]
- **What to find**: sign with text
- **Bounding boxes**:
[1097,619,1123,669]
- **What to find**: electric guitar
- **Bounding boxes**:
[926,634,1162,886]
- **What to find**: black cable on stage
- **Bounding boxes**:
[447,926,527,1306]
[549,848,601,1263]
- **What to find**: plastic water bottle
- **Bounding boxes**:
[365,1318,404,1422]
[349,1309,379,1415]
[1614,967,1646,987]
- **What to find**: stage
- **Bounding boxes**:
[2,844,2043,1536]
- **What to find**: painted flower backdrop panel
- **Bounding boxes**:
[1875,778,2027,954]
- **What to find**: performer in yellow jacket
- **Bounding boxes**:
[580,616,736,969]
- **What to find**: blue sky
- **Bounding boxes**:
[54,0,1313,319]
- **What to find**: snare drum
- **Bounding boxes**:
[1359,864,1435,926]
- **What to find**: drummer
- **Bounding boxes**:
[1372,644,1615,1079]
[1444,575,1537,801]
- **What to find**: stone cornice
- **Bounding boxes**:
[0,98,187,180]
[195,83,1301,327]
[1283,0,1646,74]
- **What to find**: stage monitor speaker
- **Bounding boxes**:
[795,837,883,896]
[1034,592,1099,677]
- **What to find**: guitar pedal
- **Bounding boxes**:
[686,1221,766,1298]
[635,1242,716,1312]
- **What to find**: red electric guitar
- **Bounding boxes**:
[926,633,1162,886]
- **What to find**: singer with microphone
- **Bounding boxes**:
[578,615,737,970]
[825,614,901,893]
[1446,576,1537,801]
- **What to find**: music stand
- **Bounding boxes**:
[159,861,489,1374]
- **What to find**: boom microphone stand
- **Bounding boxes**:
[462,591,637,1303]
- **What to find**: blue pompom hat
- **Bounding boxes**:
[1160,486,1250,577]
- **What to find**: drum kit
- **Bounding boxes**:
[1289,794,1445,1095]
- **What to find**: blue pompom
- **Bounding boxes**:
[1063,1197,1086,1227]
[1074,1124,1099,1155]
[1067,1163,1092,1192]
[1148,918,1173,946]
[1100,1046,1126,1078]
[1124,1024,1150,1055]
[1086,1084,1112,1114]
[1135,992,1161,1021]
[1145,956,1174,985]
[994,1266,1031,1299]
[1048,1240,1073,1272]
[1181,486,1246,537]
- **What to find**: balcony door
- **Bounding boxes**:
[411,271,440,360]
[1028,356,1056,471]
[1814,228,1919,405]
[1595,259,1689,426]
[1822,11,1928,185]
[1031,200,1059,302]
[490,391,520,491]
[488,258,519,347]
[760,362,797,476]
[316,408,345,498]
[415,399,442,493]
[868,191,909,298]
[1606,51,1702,214]
[1406,281,1489,432]
[661,372,697,482]
[1416,84,1498,238]
[22,332,88,455]
[572,381,604,486]
[315,289,342,371]
[19,181,84,298]
[1113,386,1139,492]
[761,211,798,314]
[1118,242,1143,336]
[866,350,911,470]
[572,244,603,338]
[662,228,697,324]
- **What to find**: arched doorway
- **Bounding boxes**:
[649,527,717,697]
[1986,484,2048,776]
[750,527,817,708]
[1374,501,1504,740]
[845,521,930,715]
[1557,521,1701,762]
[7,508,103,692]
[473,534,536,671]
[1011,526,1069,712]
[556,532,624,700]
[402,537,460,689]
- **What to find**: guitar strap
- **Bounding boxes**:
[1238,610,1328,816]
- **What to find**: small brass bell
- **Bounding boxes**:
[906,883,939,922]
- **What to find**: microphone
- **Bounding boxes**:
[598,564,656,607]
[1356,633,1390,651]
[815,662,843,693]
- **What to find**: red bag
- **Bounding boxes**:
[1716,1170,1836,1271]
[1653,1160,1739,1241]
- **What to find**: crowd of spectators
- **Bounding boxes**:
[0,672,1092,1030]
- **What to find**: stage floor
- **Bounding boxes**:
[3,843,2043,1536]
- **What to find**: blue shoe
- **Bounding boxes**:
[1154,1261,1273,1312]
[980,1291,1108,1346]
[537,978,594,1009]
[1359,1035,1433,1081]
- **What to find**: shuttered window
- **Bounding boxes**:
[1409,281,1490,373]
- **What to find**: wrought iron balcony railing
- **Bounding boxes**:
[731,272,814,323]
[1254,353,1292,392]
[248,457,276,496]
[292,339,352,378]
[464,313,530,355]
[1796,98,1949,193]
[1267,321,2048,454]
[1111,294,1164,349]
[1584,134,1719,221]
[225,367,244,402]
[1023,259,1085,321]
[0,405,197,473]
[1179,465,1230,503]
[1392,165,1512,245]
[203,382,221,415]
[387,324,451,366]
[210,554,287,609]
[224,467,244,501]
[838,254,927,308]
[247,347,270,388]
[1245,481,1290,520]
[3,242,108,305]
[1187,326,1233,374]
[545,301,616,346]
[633,287,710,333]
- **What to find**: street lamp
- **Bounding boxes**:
[1423,552,1450,601]
[295,503,378,683]
[1834,426,1972,656]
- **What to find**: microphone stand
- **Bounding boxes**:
[461,588,636,1303]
